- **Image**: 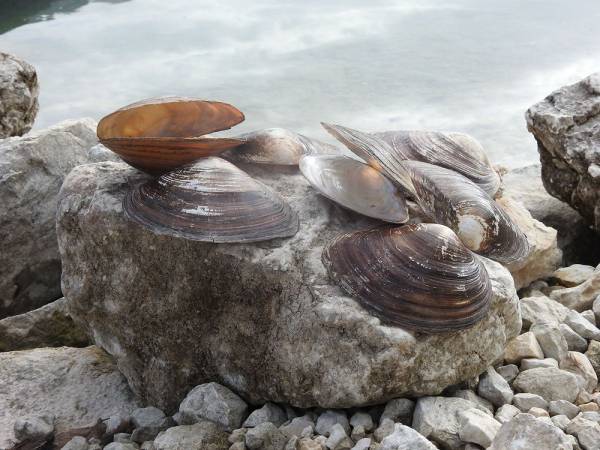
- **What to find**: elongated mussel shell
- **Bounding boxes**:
[123,157,299,243]
[98,97,245,174]
[322,223,492,334]
[399,161,529,264]
[299,155,408,223]
[226,128,339,165]
[373,130,500,196]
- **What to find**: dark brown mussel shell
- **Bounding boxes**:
[123,157,299,243]
[322,223,492,334]
[225,128,339,165]
[98,97,245,174]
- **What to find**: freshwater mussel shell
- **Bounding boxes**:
[322,223,492,334]
[399,160,530,264]
[123,157,299,243]
[226,128,339,165]
[299,154,408,223]
[98,97,245,174]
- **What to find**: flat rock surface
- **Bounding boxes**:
[0,346,139,449]
[57,161,521,411]
[0,119,115,317]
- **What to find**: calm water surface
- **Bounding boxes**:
[1,0,600,167]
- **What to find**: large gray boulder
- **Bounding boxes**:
[0,52,38,138]
[56,161,521,411]
[0,119,115,317]
[526,72,600,234]
[0,346,139,449]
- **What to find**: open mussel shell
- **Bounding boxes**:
[225,128,339,165]
[373,130,500,196]
[322,223,492,334]
[123,157,299,243]
[299,155,408,223]
[98,97,245,174]
[399,161,530,264]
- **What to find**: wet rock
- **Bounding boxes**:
[489,413,573,449]
[559,351,598,393]
[243,403,287,428]
[513,367,580,402]
[561,324,589,353]
[378,398,414,425]
[154,422,229,450]
[380,423,436,450]
[57,161,521,410]
[477,367,514,407]
[245,422,287,450]
[0,297,88,352]
[504,331,544,363]
[513,393,549,412]
[526,72,600,236]
[0,346,138,449]
[549,400,581,419]
[0,52,38,138]
[179,383,248,431]
[0,119,114,318]
[458,408,501,448]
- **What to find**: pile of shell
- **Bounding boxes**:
[98,97,531,334]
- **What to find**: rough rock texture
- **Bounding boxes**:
[526,72,600,235]
[498,196,562,289]
[513,368,580,402]
[154,422,229,450]
[0,120,115,318]
[489,413,573,450]
[380,423,437,450]
[503,164,600,265]
[0,52,38,138]
[57,161,521,411]
[551,269,600,311]
[0,346,139,449]
[0,297,88,351]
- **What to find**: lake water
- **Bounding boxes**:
[1,0,599,167]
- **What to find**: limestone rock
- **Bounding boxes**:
[315,410,350,437]
[526,72,600,235]
[0,120,115,318]
[552,414,572,431]
[325,423,353,450]
[521,358,559,370]
[513,393,549,412]
[496,364,519,384]
[379,399,414,425]
[0,297,88,351]
[14,416,54,442]
[349,412,373,433]
[562,324,589,353]
[154,422,229,450]
[550,400,581,419]
[531,322,569,362]
[520,296,570,330]
[565,311,600,340]
[554,265,596,287]
[178,383,248,431]
[243,403,287,428]
[130,407,173,443]
[504,331,544,363]
[61,436,89,450]
[0,346,139,449]
[495,404,520,424]
[489,413,573,449]
[57,161,521,410]
[551,270,600,311]
[478,367,514,407]
[559,351,598,393]
[498,196,562,289]
[567,416,600,450]
[0,52,38,138]
[458,408,501,448]
[379,423,437,450]
[585,340,600,378]
[451,390,494,414]
[412,396,477,449]
[513,367,580,402]
[245,422,287,450]
[279,415,314,439]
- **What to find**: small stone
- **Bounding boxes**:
[132,407,166,429]
[230,443,245,450]
[452,390,494,414]
[179,383,248,431]
[380,423,437,450]
[531,322,569,362]
[581,411,600,423]
[350,438,371,450]
[559,351,598,393]
[496,364,519,384]
[504,332,544,364]
[280,416,315,440]
[582,310,597,326]
[489,413,573,449]
[520,296,570,330]
[113,433,133,443]
[297,438,324,450]
[458,408,501,448]
[103,444,139,450]
[228,428,247,444]
[349,412,373,432]
[580,402,600,412]
[550,400,580,419]
[586,340,600,379]
[495,404,521,424]
[561,324,589,353]
[552,414,571,431]
[373,419,395,443]
[14,416,54,442]
[325,423,353,450]
[243,403,287,428]
[478,367,514,407]
[245,422,287,450]
[104,415,132,436]
[567,416,600,450]
[551,270,600,312]
[513,367,580,402]
[350,425,366,442]
[379,398,414,425]
[513,393,549,412]
[61,436,89,450]
[553,265,595,288]
[140,443,154,450]
[577,390,594,405]
[285,436,298,450]
[594,296,600,324]
[315,410,350,437]
[528,407,550,417]
[521,358,559,370]
[565,311,600,340]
